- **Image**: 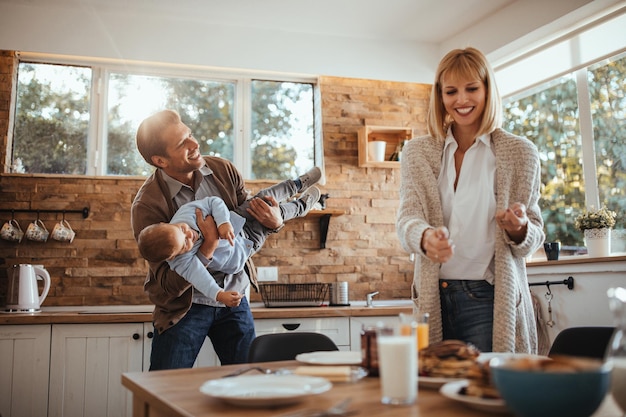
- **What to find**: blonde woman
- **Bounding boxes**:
[396,48,544,353]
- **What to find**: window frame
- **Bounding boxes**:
[12,51,322,179]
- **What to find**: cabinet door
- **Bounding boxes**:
[49,323,144,417]
[0,324,51,417]
[349,316,400,352]
[255,317,351,349]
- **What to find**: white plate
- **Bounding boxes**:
[296,351,362,365]
[418,376,463,389]
[439,380,510,414]
[477,352,544,363]
[199,374,332,407]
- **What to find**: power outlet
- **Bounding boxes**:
[257,266,278,282]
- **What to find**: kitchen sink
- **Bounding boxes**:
[349,299,414,308]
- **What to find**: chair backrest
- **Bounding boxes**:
[548,326,615,360]
[248,332,339,363]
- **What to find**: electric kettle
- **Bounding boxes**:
[5,264,51,312]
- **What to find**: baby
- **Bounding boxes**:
[138,168,321,306]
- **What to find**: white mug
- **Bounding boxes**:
[25,219,49,242]
[1,219,24,242]
[51,219,75,243]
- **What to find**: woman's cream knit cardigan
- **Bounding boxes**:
[396,128,545,353]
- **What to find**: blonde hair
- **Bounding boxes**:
[136,109,182,166]
[137,223,179,263]
[427,47,502,140]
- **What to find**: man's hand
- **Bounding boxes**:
[247,196,283,230]
[216,290,243,307]
[217,222,235,246]
[196,208,219,259]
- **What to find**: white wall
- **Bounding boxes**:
[528,260,626,345]
[0,0,621,83]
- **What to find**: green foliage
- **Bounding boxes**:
[13,66,313,179]
[574,206,617,231]
[13,63,90,174]
[503,53,626,247]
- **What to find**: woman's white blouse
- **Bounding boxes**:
[438,131,496,283]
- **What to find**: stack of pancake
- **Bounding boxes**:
[418,340,481,378]
[419,339,501,399]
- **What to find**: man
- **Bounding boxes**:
[131,109,294,369]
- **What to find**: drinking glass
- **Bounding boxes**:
[377,323,417,405]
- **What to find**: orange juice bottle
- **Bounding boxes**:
[417,313,429,351]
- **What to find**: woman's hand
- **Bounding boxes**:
[247,196,283,230]
[421,226,455,263]
[495,202,528,244]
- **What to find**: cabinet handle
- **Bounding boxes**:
[132,333,140,340]
[282,323,301,331]
[147,331,154,339]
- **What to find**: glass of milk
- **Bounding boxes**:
[376,322,417,405]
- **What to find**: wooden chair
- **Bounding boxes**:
[548,326,615,360]
[248,331,339,363]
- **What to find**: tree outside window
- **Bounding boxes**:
[12,61,317,180]
[502,52,625,252]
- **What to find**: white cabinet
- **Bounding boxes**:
[48,323,145,417]
[349,316,401,352]
[254,317,351,350]
[0,324,51,417]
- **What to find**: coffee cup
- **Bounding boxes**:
[1,219,24,242]
[25,219,49,242]
[544,242,561,261]
[51,219,75,243]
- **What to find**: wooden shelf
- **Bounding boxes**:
[358,125,413,167]
[304,209,344,249]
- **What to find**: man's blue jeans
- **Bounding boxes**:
[149,297,255,370]
[439,279,494,352]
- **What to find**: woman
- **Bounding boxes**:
[396,47,544,353]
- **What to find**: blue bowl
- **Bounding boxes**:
[490,356,611,417]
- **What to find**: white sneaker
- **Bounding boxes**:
[298,186,321,217]
[298,167,321,192]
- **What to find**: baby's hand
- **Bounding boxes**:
[216,291,243,307]
[218,222,235,246]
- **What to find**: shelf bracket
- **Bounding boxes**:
[319,214,332,249]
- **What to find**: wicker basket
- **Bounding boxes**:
[259,283,329,308]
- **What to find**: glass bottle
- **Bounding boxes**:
[607,287,626,416]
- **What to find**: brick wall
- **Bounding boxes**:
[0,51,431,307]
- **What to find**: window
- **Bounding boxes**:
[12,55,319,179]
[501,51,626,254]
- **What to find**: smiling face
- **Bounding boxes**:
[151,120,204,185]
[166,222,200,259]
[441,74,487,138]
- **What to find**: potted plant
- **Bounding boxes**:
[574,206,617,257]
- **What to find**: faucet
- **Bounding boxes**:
[366,291,379,307]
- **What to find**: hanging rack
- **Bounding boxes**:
[529,276,575,290]
[0,207,90,219]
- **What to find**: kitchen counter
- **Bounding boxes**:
[0,300,413,325]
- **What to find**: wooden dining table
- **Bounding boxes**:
[121,360,622,417]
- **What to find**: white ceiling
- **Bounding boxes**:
[0,0,621,83]
[118,0,516,44]
[0,0,591,44]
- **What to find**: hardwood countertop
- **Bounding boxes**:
[0,303,413,325]
[121,360,621,417]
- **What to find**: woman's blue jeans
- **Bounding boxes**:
[149,297,255,370]
[439,279,494,352]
